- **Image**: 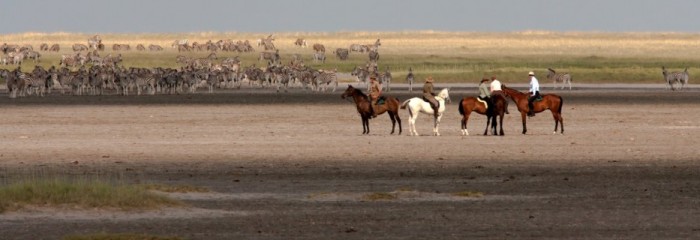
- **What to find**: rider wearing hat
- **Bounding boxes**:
[423,76,439,118]
[368,75,382,118]
[527,71,540,117]
[478,78,492,114]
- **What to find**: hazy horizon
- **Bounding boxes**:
[2,0,700,34]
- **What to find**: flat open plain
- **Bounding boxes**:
[1,84,699,239]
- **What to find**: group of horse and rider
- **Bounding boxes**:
[341,71,564,136]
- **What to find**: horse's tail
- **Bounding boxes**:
[400,99,411,109]
[557,95,564,113]
[458,98,465,115]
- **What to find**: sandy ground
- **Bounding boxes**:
[1,84,700,239]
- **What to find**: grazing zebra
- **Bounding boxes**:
[49,44,60,52]
[662,66,689,91]
[112,44,131,51]
[334,48,349,60]
[72,43,88,52]
[25,51,41,63]
[136,44,146,51]
[312,52,326,63]
[148,44,163,51]
[546,68,572,90]
[294,38,307,47]
[406,67,415,92]
[39,43,49,51]
[312,43,325,53]
[313,69,338,92]
[349,44,365,53]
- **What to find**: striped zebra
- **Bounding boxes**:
[334,48,349,60]
[662,66,689,91]
[351,65,370,90]
[368,49,379,63]
[148,44,163,51]
[39,43,49,51]
[546,68,572,90]
[381,67,392,92]
[73,43,88,52]
[312,52,326,63]
[313,69,338,92]
[406,67,415,92]
[136,44,146,51]
[49,44,60,52]
[88,35,102,50]
[294,38,307,47]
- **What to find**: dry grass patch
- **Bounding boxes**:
[363,192,398,201]
[452,191,484,198]
[0,179,182,213]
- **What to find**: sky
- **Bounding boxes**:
[2,0,700,33]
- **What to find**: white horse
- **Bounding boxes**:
[400,88,451,136]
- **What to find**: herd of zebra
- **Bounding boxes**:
[0,62,341,98]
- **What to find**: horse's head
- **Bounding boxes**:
[341,85,355,99]
[437,88,451,103]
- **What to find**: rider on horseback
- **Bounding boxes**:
[423,76,439,118]
[489,76,509,114]
[478,78,492,115]
[369,75,382,118]
[527,71,540,117]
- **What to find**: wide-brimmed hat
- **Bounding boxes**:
[425,76,434,82]
[480,78,489,83]
[369,75,377,80]
[528,71,535,76]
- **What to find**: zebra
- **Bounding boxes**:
[25,51,41,63]
[49,44,60,52]
[39,43,49,51]
[312,43,325,53]
[368,49,379,63]
[148,44,163,51]
[349,44,365,53]
[112,44,131,51]
[406,67,415,92]
[662,66,689,91]
[259,50,280,66]
[313,69,338,92]
[546,68,572,90]
[72,43,88,52]
[334,48,349,60]
[351,65,370,90]
[136,44,146,51]
[294,38,307,47]
[381,67,392,92]
[88,35,102,50]
[312,52,326,63]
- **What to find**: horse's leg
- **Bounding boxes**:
[483,113,491,136]
[521,111,528,134]
[389,112,396,135]
[491,114,498,136]
[410,110,418,136]
[434,114,442,136]
[362,116,368,134]
[499,113,505,136]
[461,111,469,136]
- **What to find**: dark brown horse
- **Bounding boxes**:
[502,85,564,134]
[341,85,402,135]
[458,95,507,136]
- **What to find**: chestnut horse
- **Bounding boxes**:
[341,85,402,135]
[502,85,564,134]
[458,94,507,136]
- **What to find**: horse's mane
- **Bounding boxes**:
[350,86,370,101]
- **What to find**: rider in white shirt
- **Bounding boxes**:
[527,71,540,117]
[489,76,508,114]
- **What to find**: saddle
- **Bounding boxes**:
[533,95,543,102]
[422,97,440,109]
[476,97,488,109]
[377,96,386,105]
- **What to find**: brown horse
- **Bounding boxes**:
[502,85,564,134]
[341,85,402,135]
[458,95,508,136]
